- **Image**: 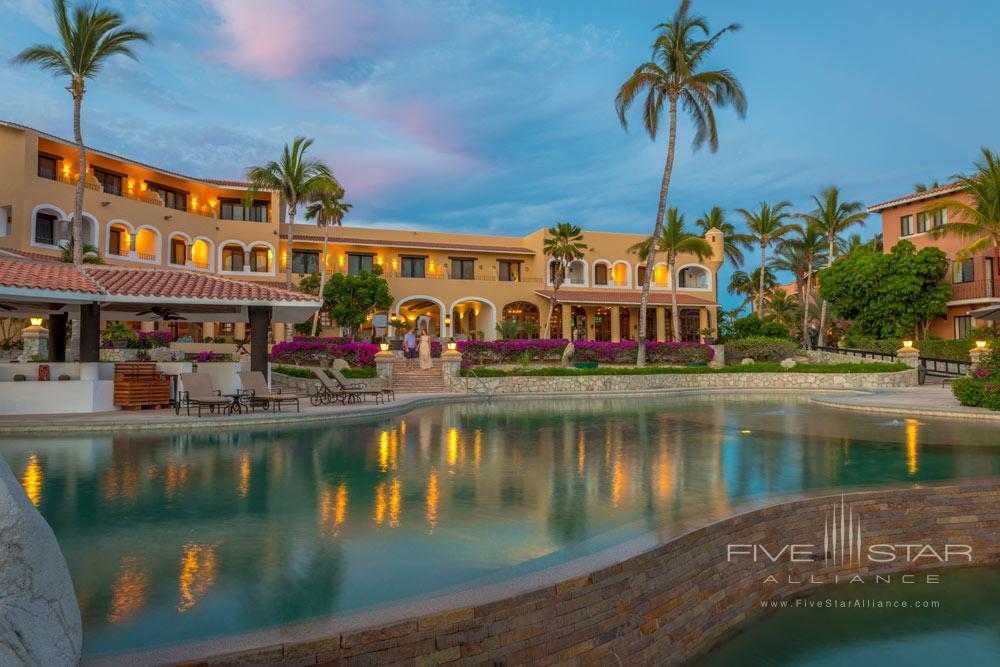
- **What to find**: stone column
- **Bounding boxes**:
[375,349,395,388]
[561,303,572,340]
[185,243,194,269]
[49,313,67,363]
[584,307,595,341]
[708,306,719,337]
[655,307,666,343]
[698,308,710,342]
[203,322,215,339]
[234,322,246,340]
[970,344,989,370]
[243,251,251,273]
[272,322,286,343]
[896,344,920,369]
[441,349,462,391]
[610,306,621,342]
[20,320,48,360]
[128,230,137,259]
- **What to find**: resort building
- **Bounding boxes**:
[869,183,999,339]
[0,120,725,344]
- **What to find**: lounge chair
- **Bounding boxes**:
[311,368,384,405]
[238,371,300,412]
[177,372,234,417]
[330,367,395,403]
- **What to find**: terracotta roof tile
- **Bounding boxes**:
[0,254,102,294]
[867,182,963,212]
[534,289,715,306]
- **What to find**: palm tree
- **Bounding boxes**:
[13,0,150,265]
[695,206,747,267]
[765,289,799,329]
[736,200,796,317]
[914,179,942,193]
[628,209,713,342]
[246,137,334,289]
[727,266,776,313]
[615,0,746,365]
[773,222,827,348]
[60,239,102,264]
[797,187,867,346]
[542,223,587,339]
[930,149,1000,280]
[304,181,350,336]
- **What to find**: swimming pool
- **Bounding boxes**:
[4,394,1000,657]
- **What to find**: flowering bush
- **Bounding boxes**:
[725,337,799,363]
[952,348,1000,410]
[271,340,379,367]
[137,330,173,348]
[457,339,713,366]
[292,335,351,345]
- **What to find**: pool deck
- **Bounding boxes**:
[0,386,997,433]
[812,386,1000,421]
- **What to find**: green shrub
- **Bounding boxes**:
[843,334,998,363]
[719,314,790,341]
[725,336,799,363]
[460,362,906,377]
[272,364,376,379]
[952,348,1000,410]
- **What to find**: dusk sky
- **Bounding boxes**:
[3,0,1000,304]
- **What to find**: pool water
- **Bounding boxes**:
[695,566,1000,667]
[3,394,1000,656]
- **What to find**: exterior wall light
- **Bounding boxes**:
[976,340,988,349]
[902,340,913,348]
[29,317,44,327]
[379,342,390,352]
[447,339,457,352]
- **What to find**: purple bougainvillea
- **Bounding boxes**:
[457,339,713,366]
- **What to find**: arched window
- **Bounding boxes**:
[594,263,609,286]
[502,301,540,339]
[169,236,187,265]
[222,244,244,271]
[678,265,710,289]
[33,209,61,246]
[249,245,271,272]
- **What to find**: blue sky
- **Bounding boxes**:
[3,0,1000,306]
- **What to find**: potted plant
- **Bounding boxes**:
[387,316,408,350]
[698,327,717,345]
[102,322,137,349]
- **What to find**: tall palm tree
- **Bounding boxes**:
[797,187,867,346]
[629,209,713,342]
[542,223,587,339]
[765,289,799,329]
[773,221,827,348]
[246,137,334,288]
[695,206,747,267]
[727,266,776,313]
[615,0,746,365]
[736,200,796,317]
[13,0,149,264]
[304,181,350,336]
[930,149,1000,278]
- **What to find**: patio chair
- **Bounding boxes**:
[177,372,233,417]
[313,368,383,405]
[330,367,394,403]
[238,371,300,412]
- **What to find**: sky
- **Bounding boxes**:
[3,0,1000,308]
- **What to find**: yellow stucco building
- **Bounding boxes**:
[0,120,725,343]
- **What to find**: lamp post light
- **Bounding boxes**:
[971,340,991,368]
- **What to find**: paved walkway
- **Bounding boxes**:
[812,386,1000,421]
[0,392,456,433]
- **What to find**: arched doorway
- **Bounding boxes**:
[570,305,587,341]
[594,306,611,342]
[548,304,562,339]
[680,308,701,342]
[502,301,540,339]
[450,297,497,341]
[396,296,445,338]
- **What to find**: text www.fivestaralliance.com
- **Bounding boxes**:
[762,598,940,609]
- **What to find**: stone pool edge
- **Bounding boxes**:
[85,479,1000,667]
[1,385,886,435]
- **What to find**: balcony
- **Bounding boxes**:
[950,279,998,302]
[380,270,542,283]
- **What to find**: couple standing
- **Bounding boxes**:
[403,328,432,369]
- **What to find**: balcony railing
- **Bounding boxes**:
[379,270,542,283]
[950,279,998,301]
[54,173,101,191]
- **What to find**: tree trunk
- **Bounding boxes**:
[669,256,680,343]
[802,271,812,350]
[71,87,85,265]
[310,226,329,337]
[757,244,766,317]
[636,99,678,367]
[285,203,296,290]
[817,239,834,346]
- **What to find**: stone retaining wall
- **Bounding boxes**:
[194,481,1000,666]
[447,368,917,394]
[804,349,897,365]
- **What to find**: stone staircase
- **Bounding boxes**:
[391,359,449,393]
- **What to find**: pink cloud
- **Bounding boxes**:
[209,0,375,78]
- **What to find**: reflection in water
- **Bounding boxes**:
[906,418,920,475]
[7,394,1000,657]
[21,453,42,506]
[108,556,148,624]
[177,544,217,613]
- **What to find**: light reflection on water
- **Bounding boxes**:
[3,394,1000,657]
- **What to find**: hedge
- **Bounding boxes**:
[272,364,376,379]
[461,362,908,377]
[842,335,999,362]
[725,337,799,363]
[952,348,1000,410]
[457,340,714,366]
